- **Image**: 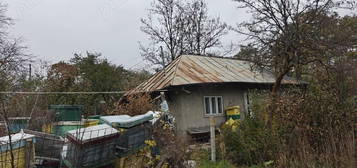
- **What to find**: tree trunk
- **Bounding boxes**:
[1,101,15,168]
[268,68,289,128]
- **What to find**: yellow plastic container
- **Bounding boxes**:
[84,119,100,127]
[42,124,53,134]
[0,147,26,168]
[0,142,35,168]
[225,106,240,119]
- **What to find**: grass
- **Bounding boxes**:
[199,160,236,168]
[189,148,236,168]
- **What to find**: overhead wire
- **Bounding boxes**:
[0,91,127,95]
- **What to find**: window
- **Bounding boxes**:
[204,96,223,115]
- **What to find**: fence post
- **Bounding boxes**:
[210,116,216,162]
[25,138,34,168]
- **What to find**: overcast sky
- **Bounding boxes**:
[3,0,248,70]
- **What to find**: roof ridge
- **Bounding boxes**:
[169,55,184,86]
[180,54,248,62]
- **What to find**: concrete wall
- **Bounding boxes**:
[166,84,248,134]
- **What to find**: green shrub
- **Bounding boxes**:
[221,117,280,166]
[219,90,279,166]
[220,87,355,168]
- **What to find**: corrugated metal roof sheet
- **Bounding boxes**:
[67,124,118,143]
[128,55,300,94]
[0,131,35,145]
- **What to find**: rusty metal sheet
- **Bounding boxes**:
[128,55,301,94]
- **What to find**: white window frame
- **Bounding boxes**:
[203,96,224,116]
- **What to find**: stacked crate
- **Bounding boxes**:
[62,124,119,168]
[100,112,154,157]
[44,105,84,137]
[0,131,36,168]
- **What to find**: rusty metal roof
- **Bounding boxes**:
[128,55,300,94]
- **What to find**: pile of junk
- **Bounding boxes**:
[0,111,165,168]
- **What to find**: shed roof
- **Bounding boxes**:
[0,131,36,152]
[0,131,35,145]
[66,124,118,143]
[128,55,301,94]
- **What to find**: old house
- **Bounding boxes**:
[128,55,301,138]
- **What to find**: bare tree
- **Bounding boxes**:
[141,0,185,68]
[0,3,31,168]
[233,0,356,93]
[141,0,227,69]
[232,0,356,125]
[183,0,227,55]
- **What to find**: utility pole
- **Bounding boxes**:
[29,64,32,80]
[210,116,216,162]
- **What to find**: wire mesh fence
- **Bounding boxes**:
[23,129,65,168]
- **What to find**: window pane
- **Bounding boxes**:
[217,97,222,114]
[211,97,216,114]
[205,97,210,114]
